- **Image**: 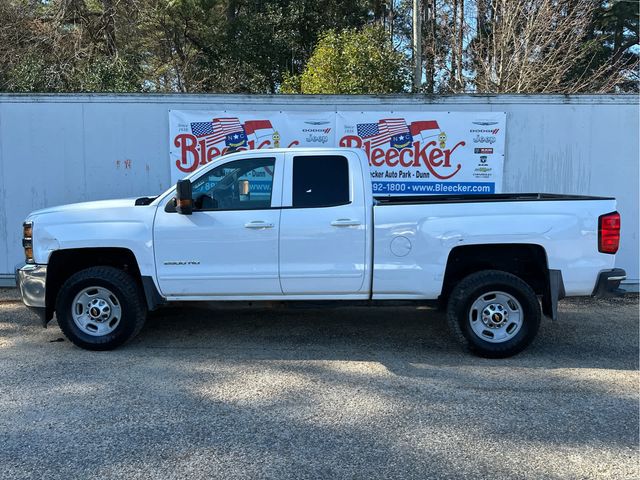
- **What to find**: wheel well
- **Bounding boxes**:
[441,244,549,302]
[45,248,142,320]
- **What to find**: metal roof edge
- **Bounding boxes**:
[0,93,637,105]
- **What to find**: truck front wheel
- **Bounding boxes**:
[55,266,147,350]
[446,270,541,358]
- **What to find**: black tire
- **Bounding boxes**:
[55,266,147,351]
[447,270,541,358]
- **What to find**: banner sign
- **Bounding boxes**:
[337,111,505,195]
[169,110,506,194]
[170,110,335,183]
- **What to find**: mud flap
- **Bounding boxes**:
[542,269,565,321]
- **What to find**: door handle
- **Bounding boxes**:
[331,218,361,227]
[244,221,274,229]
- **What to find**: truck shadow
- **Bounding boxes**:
[139,295,639,373]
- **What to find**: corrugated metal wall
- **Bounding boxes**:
[1,94,637,284]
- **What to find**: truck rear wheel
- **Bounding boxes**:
[447,270,541,358]
[55,266,147,350]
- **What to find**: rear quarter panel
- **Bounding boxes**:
[372,199,618,299]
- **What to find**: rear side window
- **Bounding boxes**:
[292,155,349,208]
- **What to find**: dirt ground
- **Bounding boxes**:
[0,289,638,479]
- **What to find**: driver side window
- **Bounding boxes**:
[191,157,275,211]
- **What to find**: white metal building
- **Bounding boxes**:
[0,94,637,287]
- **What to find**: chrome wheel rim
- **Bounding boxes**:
[468,291,523,343]
[71,286,122,337]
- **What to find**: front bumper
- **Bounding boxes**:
[592,268,626,297]
[15,263,47,323]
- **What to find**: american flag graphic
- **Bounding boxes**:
[190,117,244,148]
[356,118,411,148]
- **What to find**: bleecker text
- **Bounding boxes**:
[339,136,464,180]
[174,135,300,173]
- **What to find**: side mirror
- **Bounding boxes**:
[176,179,193,215]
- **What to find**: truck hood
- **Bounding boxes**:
[29,198,140,218]
[25,198,159,265]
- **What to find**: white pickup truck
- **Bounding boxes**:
[16,148,625,357]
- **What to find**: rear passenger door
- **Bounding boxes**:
[279,152,368,296]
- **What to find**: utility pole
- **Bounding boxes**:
[412,0,422,92]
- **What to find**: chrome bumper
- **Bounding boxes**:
[15,264,47,309]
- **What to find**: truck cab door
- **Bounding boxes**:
[279,152,371,296]
[154,154,284,298]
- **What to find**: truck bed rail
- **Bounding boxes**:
[373,193,614,206]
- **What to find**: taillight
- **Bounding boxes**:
[598,211,620,254]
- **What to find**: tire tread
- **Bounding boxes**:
[446,270,541,358]
[55,266,146,350]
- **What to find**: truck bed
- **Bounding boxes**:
[374,193,614,206]
[371,193,618,298]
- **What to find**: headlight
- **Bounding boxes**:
[23,221,34,263]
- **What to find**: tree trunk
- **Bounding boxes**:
[102,0,117,57]
[425,0,436,94]
[477,0,486,38]
[457,0,464,90]
[388,0,394,40]
[450,0,457,90]
[412,0,422,92]
[372,0,385,24]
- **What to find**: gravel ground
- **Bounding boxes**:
[0,289,638,479]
